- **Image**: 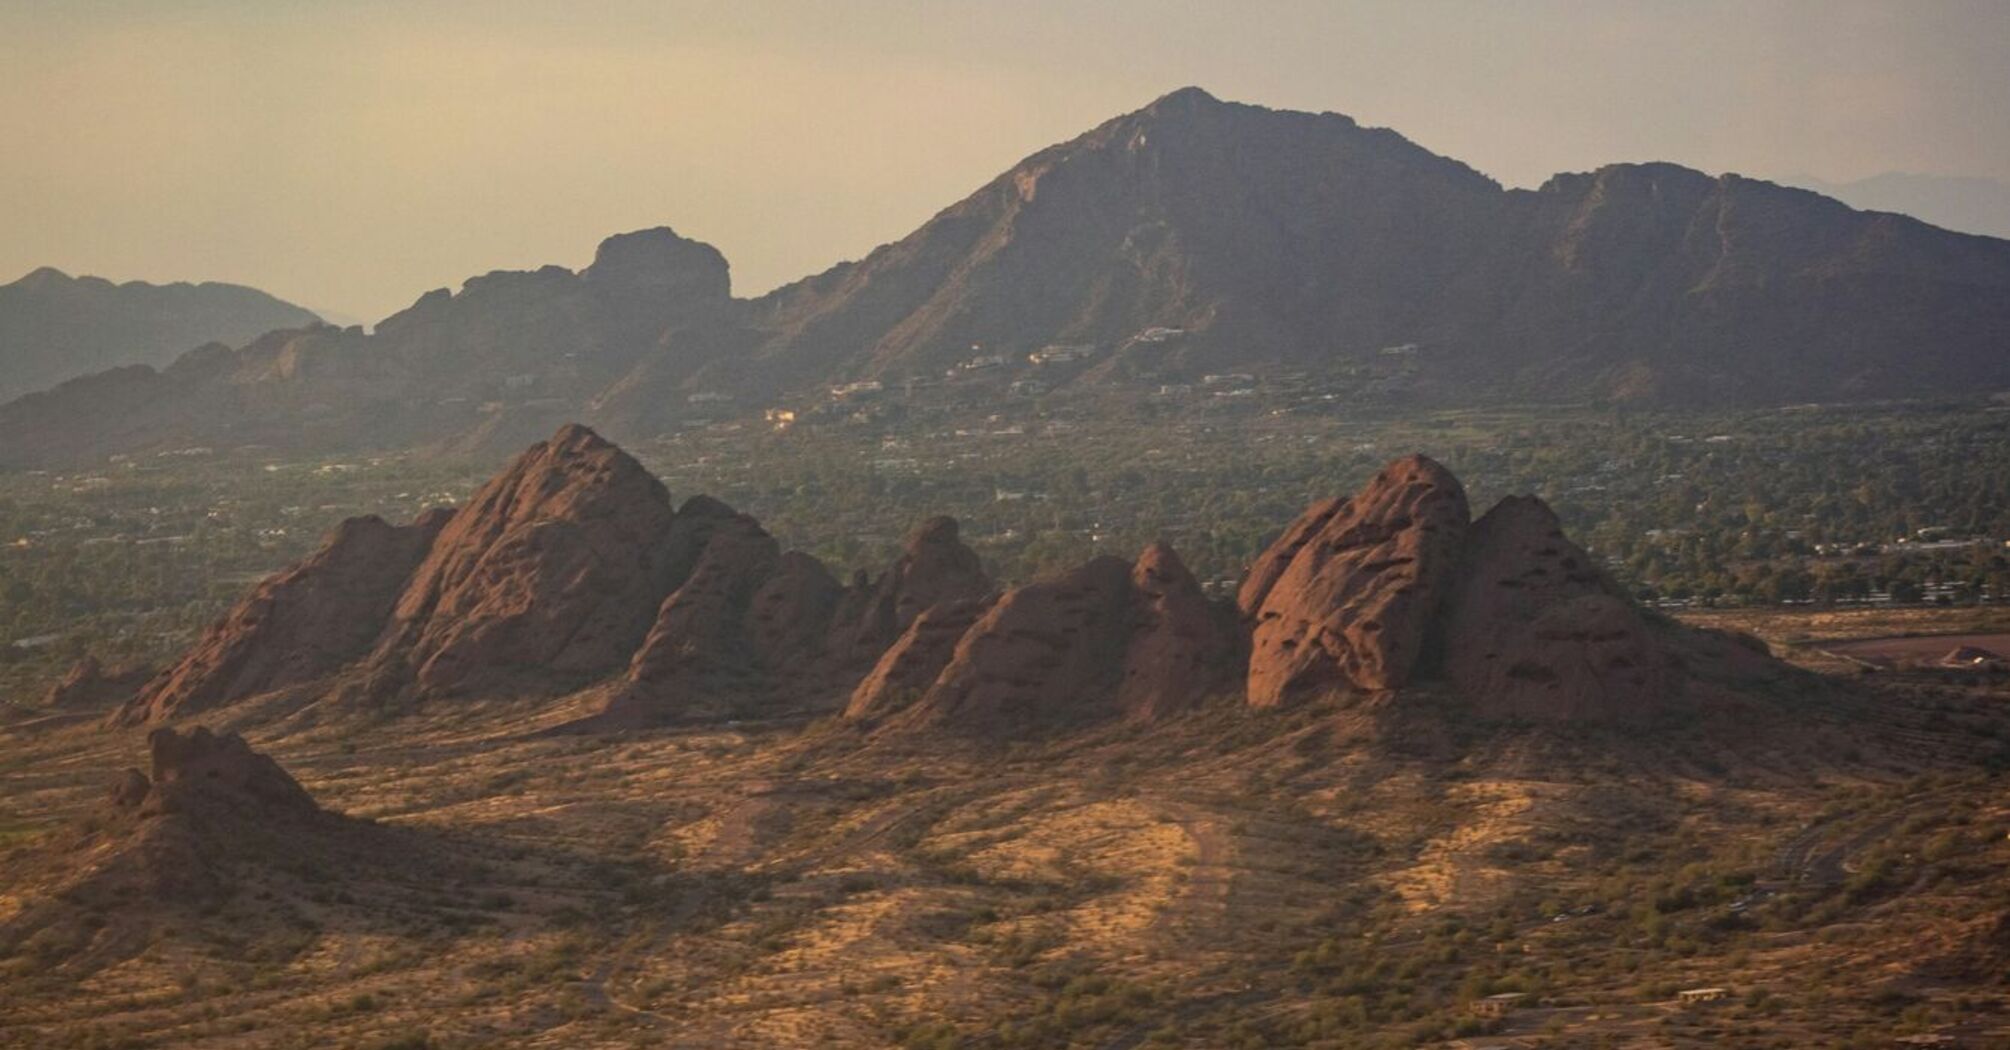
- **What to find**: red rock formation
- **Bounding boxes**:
[829,516,991,662]
[375,424,678,695]
[612,505,781,709]
[1240,455,1470,706]
[902,556,1138,734]
[1439,496,1672,721]
[844,597,994,720]
[44,657,153,710]
[880,542,1239,733]
[115,510,450,725]
[1117,542,1239,720]
[109,727,321,820]
[746,551,846,679]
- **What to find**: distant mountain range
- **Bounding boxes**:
[5,87,2010,468]
[0,268,318,403]
[1784,172,2010,243]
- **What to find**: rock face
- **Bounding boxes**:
[869,542,1240,733]
[1438,496,1671,722]
[374,424,678,695]
[112,727,322,820]
[1238,457,1796,724]
[844,598,995,720]
[829,516,992,661]
[1239,455,1470,706]
[903,556,1140,733]
[44,657,153,710]
[115,510,450,725]
[1118,543,1240,721]
[603,500,786,720]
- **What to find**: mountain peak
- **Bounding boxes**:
[9,265,74,289]
[583,226,732,299]
[1145,85,1222,110]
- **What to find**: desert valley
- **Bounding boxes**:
[1,421,2008,1049]
[5,9,2010,1046]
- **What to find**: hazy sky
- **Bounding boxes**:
[4,1,2007,322]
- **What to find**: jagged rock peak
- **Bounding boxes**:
[376,423,679,696]
[1119,541,1239,721]
[867,540,1239,733]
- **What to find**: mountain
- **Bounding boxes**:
[1785,172,2010,243]
[714,88,2010,407]
[0,228,735,468]
[0,267,319,401]
[8,89,2010,467]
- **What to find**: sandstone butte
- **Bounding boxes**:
[102,425,1792,736]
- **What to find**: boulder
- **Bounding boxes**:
[117,727,321,820]
[45,657,153,710]
[1240,455,1470,706]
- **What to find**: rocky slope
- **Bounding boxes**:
[114,510,452,725]
[850,542,1241,733]
[6,91,2010,467]
[0,267,318,402]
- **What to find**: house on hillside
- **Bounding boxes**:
[1469,993,1525,1018]
[1678,987,1729,1004]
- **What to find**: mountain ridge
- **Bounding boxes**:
[5,87,2010,467]
[0,266,321,402]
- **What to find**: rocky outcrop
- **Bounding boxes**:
[828,516,992,662]
[602,501,784,720]
[112,727,322,821]
[869,542,1239,734]
[1438,496,1672,722]
[747,552,847,679]
[115,510,450,725]
[901,556,1140,734]
[44,657,153,710]
[373,424,679,695]
[1238,459,1798,724]
[844,598,994,720]
[1239,455,1470,706]
[1118,543,1240,720]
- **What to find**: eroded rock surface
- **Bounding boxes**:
[116,510,449,725]
[1240,455,1470,706]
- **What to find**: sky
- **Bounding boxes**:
[3,1,2007,323]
